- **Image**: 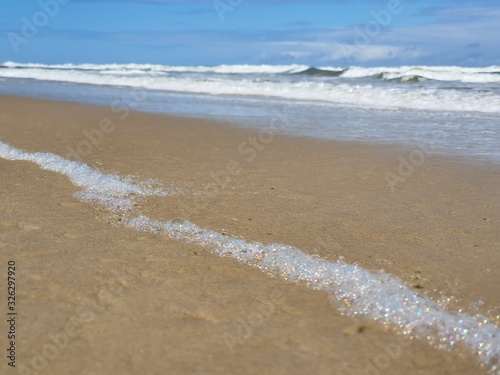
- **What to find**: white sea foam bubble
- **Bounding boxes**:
[128,215,500,373]
[0,141,167,211]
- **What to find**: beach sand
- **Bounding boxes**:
[0,95,499,374]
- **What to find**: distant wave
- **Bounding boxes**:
[340,66,500,84]
[2,62,500,83]
[294,67,346,77]
[1,62,500,113]
[1,61,308,74]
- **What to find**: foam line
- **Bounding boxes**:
[128,215,499,373]
[0,141,166,211]
[0,140,498,373]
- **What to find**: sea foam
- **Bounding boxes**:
[0,140,498,373]
[0,141,166,211]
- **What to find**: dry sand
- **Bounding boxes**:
[0,95,499,374]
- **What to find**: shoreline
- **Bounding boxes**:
[1,95,498,374]
[1,84,499,165]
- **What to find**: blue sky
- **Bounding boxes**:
[1,0,499,66]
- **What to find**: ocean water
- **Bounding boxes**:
[1,62,499,161]
[0,140,498,373]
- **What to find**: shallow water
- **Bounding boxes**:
[0,63,499,162]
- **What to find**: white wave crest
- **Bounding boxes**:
[1,61,308,74]
[341,65,500,83]
[1,66,500,113]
